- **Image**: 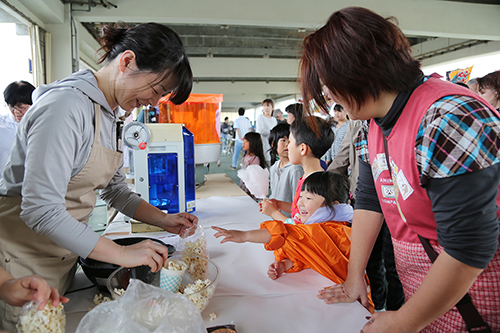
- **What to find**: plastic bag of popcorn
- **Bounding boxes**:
[17,300,65,333]
[177,224,210,281]
[178,224,209,259]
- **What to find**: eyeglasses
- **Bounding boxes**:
[8,104,30,113]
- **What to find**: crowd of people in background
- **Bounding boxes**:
[226,68,500,176]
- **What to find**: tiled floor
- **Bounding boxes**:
[206,148,242,184]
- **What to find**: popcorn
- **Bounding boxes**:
[209,312,217,321]
[17,301,65,333]
[180,278,215,311]
[165,260,185,271]
[181,237,209,281]
[184,257,209,281]
[182,237,208,258]
[93,294,111,305]
[178,225,210,281]
[93,288,125,305]
[114,288,126,296]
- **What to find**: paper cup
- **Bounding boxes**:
[160,259,187,293]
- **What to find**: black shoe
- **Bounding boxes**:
[229,166,237,170]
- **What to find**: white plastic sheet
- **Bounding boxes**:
[76,279,204,333]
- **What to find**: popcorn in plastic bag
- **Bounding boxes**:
[178,224,208,258]
[177,224,209,280]
[17,300,65,333]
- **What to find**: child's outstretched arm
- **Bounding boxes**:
[212,226,271,244]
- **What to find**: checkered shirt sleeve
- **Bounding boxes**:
[355,120,370,163]
[416,95,500,185]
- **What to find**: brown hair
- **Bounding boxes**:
[262,98,274,108]
[300,7,421,114]
[477,71,500,95]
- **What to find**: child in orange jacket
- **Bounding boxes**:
[213,171,374,313]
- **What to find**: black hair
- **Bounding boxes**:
[97,22,192,105]
[302,171,350,210]
[285,103,304,122]
[238,107,245,116]
[268,123,290,165]
[3,81,35,107]
[332,103,349,121]
[243,132,268,169]
[224,116,229,121]
[454,82,469,89]
[290,116,334,158]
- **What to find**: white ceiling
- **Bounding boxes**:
[2,0,500,110]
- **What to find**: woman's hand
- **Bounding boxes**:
[118,239,170,272]
[133,201,198,237]
[0,275,69,310]
[158,212,198,237]
[361,311,410,333]
[212,226,247,243]
[317,274,370,310]
[259,199,279,216]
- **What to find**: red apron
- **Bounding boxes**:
[368,78,500,332]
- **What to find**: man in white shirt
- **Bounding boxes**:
[1,81,35,175]
[230,107,252,169]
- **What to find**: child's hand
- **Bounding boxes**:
[260,199,279,216]
[0,275,69,310]
[212,226,247,244]
[267,259,292,280]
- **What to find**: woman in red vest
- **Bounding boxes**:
[299,6,500,333]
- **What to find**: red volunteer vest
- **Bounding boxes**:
[368,77,500,244]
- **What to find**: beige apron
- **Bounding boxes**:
[0,104,122,331]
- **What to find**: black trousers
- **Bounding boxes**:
[366,221,405,311]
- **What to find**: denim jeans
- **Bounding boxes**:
[221,133,228,151]
[232,139,243,168]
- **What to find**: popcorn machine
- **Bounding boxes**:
[123,122,196,213]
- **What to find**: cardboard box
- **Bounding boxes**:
[130,219,164,233]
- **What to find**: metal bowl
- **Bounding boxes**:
[78,237,174,291]
[107,265,161,300]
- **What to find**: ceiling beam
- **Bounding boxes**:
[70,0,500,40]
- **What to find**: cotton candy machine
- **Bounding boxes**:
[159,94,223,185]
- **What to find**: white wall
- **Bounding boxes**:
[0,23,32,116]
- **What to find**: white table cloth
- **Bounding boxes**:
[65,196,371,332]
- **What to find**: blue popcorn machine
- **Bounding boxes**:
[123,122,196,213]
